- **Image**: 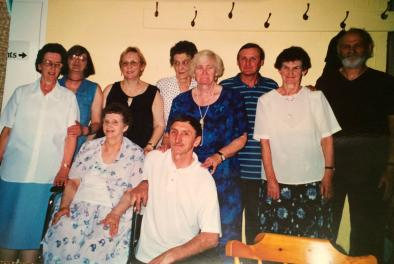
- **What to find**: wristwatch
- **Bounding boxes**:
[216,151,226,162]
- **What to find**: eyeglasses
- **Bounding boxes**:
[121,61,140,67]
[173,59,191,67]
[41,60,63,69]
[70,54,87,62]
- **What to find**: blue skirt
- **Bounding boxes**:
[0,179,52,249]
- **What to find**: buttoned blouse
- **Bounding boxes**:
[253,87,341,184]
[0,79,79,183]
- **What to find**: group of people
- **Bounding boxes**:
[0,27,392,264]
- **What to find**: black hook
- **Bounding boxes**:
[380,1,390,20]
[154,1,159,17]
[303,3,310,20]
[191,8,198,27]
[264,12,272,28]
[340,10,349,29]
[228,2,235,19]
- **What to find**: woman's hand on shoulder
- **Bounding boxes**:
[52,207,70,225]
[201,154,222,175]
[267,179,280,200]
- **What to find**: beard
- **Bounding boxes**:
[341,56,367,68]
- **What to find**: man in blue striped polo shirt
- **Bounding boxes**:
[220,43,278,243]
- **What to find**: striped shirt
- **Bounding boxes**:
[220,74,278,180]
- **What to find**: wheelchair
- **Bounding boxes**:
[41,186,143,263]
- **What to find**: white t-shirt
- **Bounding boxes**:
[136,150,221,263]
[253,87,341,184]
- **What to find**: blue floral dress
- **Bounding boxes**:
[42,137,144,264]
[167,89,248,250]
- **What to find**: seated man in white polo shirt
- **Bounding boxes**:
[102,115,221,263]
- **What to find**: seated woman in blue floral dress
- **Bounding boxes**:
[164,50,248,258]
[42,103,144,263]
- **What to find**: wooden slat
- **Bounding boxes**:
[225,232,377,264]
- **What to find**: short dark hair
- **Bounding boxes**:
[62,45,95,77]
[274,46,311,70]
[102,103,132,127]
[35,43,67,73]
[170,41,198,66]
[237,43,265,61]
[169,115,202,137]
[337,28,374,58]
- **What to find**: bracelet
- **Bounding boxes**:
[63,163,70,169]
[146,142,156,149]
[324,166,335,171]
[87,125,93,135]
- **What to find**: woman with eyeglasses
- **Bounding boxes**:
[99,47,164,154]
[0,43,79,263]
[59,45,103,156]
[156,41,198,125]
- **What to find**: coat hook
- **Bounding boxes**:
[340,10,349,29]
[264,12,272,28]
[191,7,198,27]
[380,1,390,20]
[303,3,310,20]
[228,2,235,19]
[154,1,159,17]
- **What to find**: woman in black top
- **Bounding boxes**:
[102,47,164,153]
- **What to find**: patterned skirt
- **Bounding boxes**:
[259,181,333,240]
[42,201,132,264]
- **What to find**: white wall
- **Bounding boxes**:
[3,0,47,109]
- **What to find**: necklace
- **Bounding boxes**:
[198,105,209,146]
[195,88,213,146]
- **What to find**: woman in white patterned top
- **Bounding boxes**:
[156,41,198,124]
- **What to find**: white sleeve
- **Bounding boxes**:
[126,147,145,188]
[253,96,270,140]
[311,91,341,138]
[66,93,80,127]
[198,173,222,236]
[0,87,22,129]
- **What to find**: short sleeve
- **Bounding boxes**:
[310,91,341,138]
[0,87,22,129]
[68,141,92,180]
[253,96,270,140]
[66,93,80,128]
[126,146,145,188]
[197,173,222,236]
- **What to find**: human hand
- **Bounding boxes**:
[67,121,83,137]
[130,181,148,213]
[267,179,280,200]
[378,165,394,200]
[149,251,175,264]
[53,167,69,186]
[52,207,70,225]
[144,144,155,155]
[100,212,121,237]
[201,154,222,174]
[320,170,334,200]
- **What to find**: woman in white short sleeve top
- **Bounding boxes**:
[253,46,341,239]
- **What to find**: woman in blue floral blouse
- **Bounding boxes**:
[42,103,144,263]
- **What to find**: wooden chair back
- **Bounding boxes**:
[225,232,377,264]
